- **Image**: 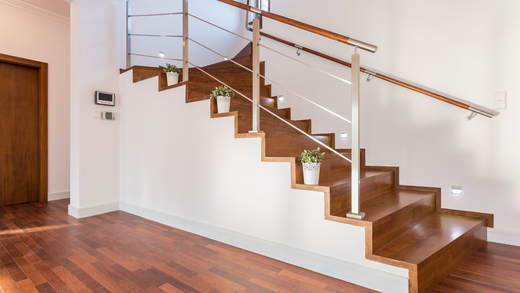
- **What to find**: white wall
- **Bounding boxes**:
[0,0,70,200]
[119,71,408,293]
[69,0,125,217]
[259,0,520,237]
[129,0,246,68]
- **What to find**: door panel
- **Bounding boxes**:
[0,62,40,205]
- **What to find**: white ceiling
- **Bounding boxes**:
[18,0,70,17]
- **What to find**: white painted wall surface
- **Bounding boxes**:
[259,0,520,236]
[0,1,70,200]
[128,0,246,69]
[119,72,409,292]
[69,0,125,217]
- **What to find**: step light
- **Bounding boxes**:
[278,95,284,102]
[451,186,463,195]
[340,131,348,138]
[159,51,165,58]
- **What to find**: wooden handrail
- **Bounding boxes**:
[216,0,377,53]
[257,31,494,117]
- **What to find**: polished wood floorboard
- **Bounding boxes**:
[0,199,375,293]
[1,199,517,293]
[432,242,520,293]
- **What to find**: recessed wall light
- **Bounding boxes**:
[278,95,284,102]
[451,186,463,195]
[159,51,165,58]
[340,131,348,138]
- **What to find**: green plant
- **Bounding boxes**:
[210,85,235,99]
[299,147,325,164]
[164,63,180,74]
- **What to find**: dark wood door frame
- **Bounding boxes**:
[0,53,48,202]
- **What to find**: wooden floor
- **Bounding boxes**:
[0,199,374,293]
[0,199,518,293]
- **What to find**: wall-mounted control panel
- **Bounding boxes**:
[102,112,115,120]
[95,91,115,106]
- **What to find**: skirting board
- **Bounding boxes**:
[68,201,119,219]
[48,191,70,201]
[488,227,520,247]
[120,201,409,293]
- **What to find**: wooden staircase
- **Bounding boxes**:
[121,45,493,293]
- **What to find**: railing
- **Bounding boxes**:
[124,0,493,220]
[247,28,495,120]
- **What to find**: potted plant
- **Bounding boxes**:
[210,85,235,113]
[299,147,325,185]
[164,63,180,86]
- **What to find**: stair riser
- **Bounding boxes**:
[326,172,395,216]
[412,223,486,293]
[236,112,309,134]
[265,134,334,158]
[371,193,436,254]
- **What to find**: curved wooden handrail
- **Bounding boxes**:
[255,32,494,118]
[216,0,377,53]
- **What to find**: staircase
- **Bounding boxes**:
[121,44,493,293]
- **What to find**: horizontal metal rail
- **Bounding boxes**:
[188,60,352,163]
[129,12,183,17]
[188,38,352,124]
[188,13,253,42]
[188,38,252,71]
[129,53,182,61]
[129,34,182,38]
[259,73,352,124]
[260,44,351,85]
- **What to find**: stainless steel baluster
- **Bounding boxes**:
[249,11,262,133]
[347,48,365,220]
[183,0,189,82]
[126,0,131,68]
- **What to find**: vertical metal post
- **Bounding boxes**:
[249,14,262,133]
[182,0,189,82]
[126,0,131,69]
[347,48,365,220]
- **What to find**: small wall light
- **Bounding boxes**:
[159,51,165,58]
[451,186,463,195]
[278,95,284,102]
[340,131,348,138]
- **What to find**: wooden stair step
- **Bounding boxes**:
[374,213,486,293]
[264,133,334,157]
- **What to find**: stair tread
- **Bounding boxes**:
[374,213,485,266]
[332,189,435,222]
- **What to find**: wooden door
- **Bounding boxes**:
[0,54,48,206]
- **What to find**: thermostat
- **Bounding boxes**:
[101,112,115,120]
[95,91,115,106]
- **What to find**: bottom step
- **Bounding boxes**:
[373,213,486,293]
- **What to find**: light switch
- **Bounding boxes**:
[493,91,507,110]
[93,111,102,118]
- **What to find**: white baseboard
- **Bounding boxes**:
[68,201,119,219]
[120,201,408,293]
[488,228,520,247]
[48,191,70,201]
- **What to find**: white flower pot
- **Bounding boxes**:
[166,72,179,86]
[302,163,321,185]
[216,96,231,113]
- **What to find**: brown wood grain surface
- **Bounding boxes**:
[0,54,48,206]
[0,62,39,206]
[0,199,377,293]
